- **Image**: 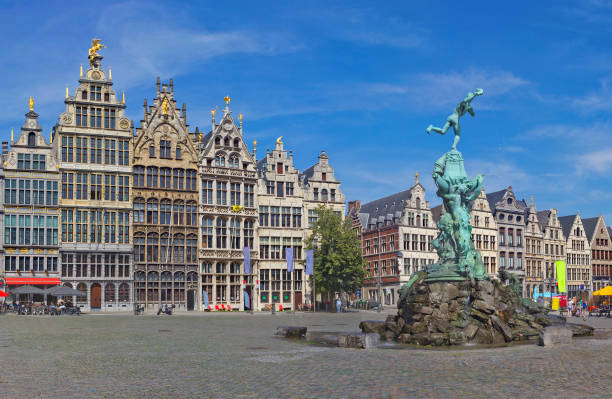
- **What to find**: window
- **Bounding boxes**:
[90,174,102,200]
[230,183,241,205]
[186,201,197,226]
[159,199,171,224]
[147,167,158,188]
[149,145,155,158]
[201,217,213,248]
[46,181,58,205]
[244,184,254,207]
[186,170,196,190]
[259,206,269,227]
[266,181,274,195]
[118,211,129,243]
[90,138,102,163]
[173,234,185,262]
[173,169,184,189]
[215,153,225,167]
[61,136,73,162]
[229,155,240,168]
[230,219,241,249]
[31,154,45,170]
[321,189,328,201]
[104,108,116,129]
[330,189,335,201]
[147,199,158,224]
[160,140,171,158]
[5,179,16,204]
[216,218,227,248]
[270,207,280,227]
[292,207,302,228]
[277,163,283,174]
[62,173,74,199]
[118,175,129,201]
[61,210,73,242]
[173,201,184,225]
[308,209,317,227]
[104,139,116,164]
[313,188,318,200]
[90,85,102,101]
[216,182,227,205]
[322,172,327,181]
[202,180,213,204]
[159,168,171,189]
[118,140,129,165]
[90,107,102,128]
[32,180,44,205]
[277,182,284,197]
[76,106,87,127]
[134,234,145,262]
[104,174,116,201]
[147,233,159,262]
[244,220,254,248]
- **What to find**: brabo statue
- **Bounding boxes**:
[425,89,487,281]
[427,88,483,150]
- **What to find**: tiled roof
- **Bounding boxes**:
[537,210,551,232]
[358,189,412,224]
[558,214,577,239]
[581,217,600,243]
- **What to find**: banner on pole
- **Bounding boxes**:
[305,249,313,275]
[555,260,566,293]
[243,246,251,274]
[286,248,294,272]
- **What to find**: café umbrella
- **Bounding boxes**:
[593,286,612,296]
[0,290,8,297]
[45,285,86,297]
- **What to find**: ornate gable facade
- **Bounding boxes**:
[524,198,544,297]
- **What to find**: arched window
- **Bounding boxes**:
[147,198,159,224]
[134,271,146,281]
[201,217,213,248]
[147,271,159,302]
[160,233,171,262]
[76,282,88,303]
[187,271,198,282]
[118,283,130,302]
[161,271,172,281]
[28,132,36,147]
[173,234,185,262]
[229,155,240,168]
[160,199,171,224]
[147,271,159,281]
[186,201,197,226]
[233,138,240,148]
[174,271,185,281]
[134,198,145,224]
[146,166,158,187]
[105,283,115,302]
[147,233,159,262]
[134,166,145,187]
[224,137,230,146]
[321,189,328,201]
[215,136,221,146]
[230,219,240,249]
[186,234,197,263]
[173,200,185,225]
[134,233,145,262]
[215,153,225,167]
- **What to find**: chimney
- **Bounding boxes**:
[348,200,361,214]
[156,77,161,94]
[2,141,8,155]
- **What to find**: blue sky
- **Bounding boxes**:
[1,1,612,221]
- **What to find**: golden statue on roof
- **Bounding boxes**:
[29,96,34,111]
[88,39,105,66]
[276,136,283,145]
[224,96,231,105]
[162,97,170,114]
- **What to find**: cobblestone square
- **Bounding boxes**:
[1,311,611,399]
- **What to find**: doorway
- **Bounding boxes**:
[187,290,195,311]
[295,292,302,309]
[91,284,102,309]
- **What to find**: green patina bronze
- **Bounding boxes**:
[424,89,487,282]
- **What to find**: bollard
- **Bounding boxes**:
[271,303,276,315]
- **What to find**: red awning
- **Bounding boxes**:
[4,278,61,285]
[0,290,8,297]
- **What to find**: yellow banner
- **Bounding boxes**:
[555,261,566,293]
[551,296,559,310]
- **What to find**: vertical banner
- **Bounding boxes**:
[305,249,313,275]
[286,247,294,272]
[555,260,566,293]
[202,290,209,309]
[243,246,251,274]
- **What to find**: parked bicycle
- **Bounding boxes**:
[157,304,175,315]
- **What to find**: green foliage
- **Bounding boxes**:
[305,205,365,294]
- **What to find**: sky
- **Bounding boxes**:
[1,1,612,221]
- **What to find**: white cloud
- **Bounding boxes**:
[578,148,612,173]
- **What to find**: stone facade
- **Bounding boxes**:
[350,174,436,306]
[2,107,59,292]
[524,198,544,298]
[132,78,199,310]
[582,215,612,293]
[52,54,133,311]
[558,213,591,298]
[469,189,498,278]
[486,187,527,296]
[537,208,566,296]
[198,101,258,311]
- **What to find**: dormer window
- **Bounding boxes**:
[28,132,36,147]
[322,172,327,181]
[277,163,283,174]
[90,85,102,101]
[215,137,221,146]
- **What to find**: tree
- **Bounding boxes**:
[306,205,365,296]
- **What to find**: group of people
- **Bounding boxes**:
[566,297,588,319]
[1,298,75,315]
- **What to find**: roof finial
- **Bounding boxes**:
[224,95,231,105]
[11,128,14,144]
[415,172,419,184]
[122,91,125,104]
[80,64,83,78]
[109,67,112,80]
[50,131,53,144]
[65,86,69,99]
[29,96,34,111]
[276,136,283,145]
[88,38,105,66]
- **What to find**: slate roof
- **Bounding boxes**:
[558,214,577,239]
[581,217,600,243]
[358,189,412,225]
[608,226,612,240]
[431,204,444,224]
[537,210,551,232]
[485,189,507,213]
[299,165,316,182]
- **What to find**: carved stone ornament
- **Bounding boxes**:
[162,125,170,133]
[62,113,73,125]
[119,118,130,129]
[223,122,233,131]
[91,71,102,80]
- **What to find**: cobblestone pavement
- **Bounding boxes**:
[0,311,611,399]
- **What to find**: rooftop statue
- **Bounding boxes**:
[88,39,105,66]
[427,88,483,150]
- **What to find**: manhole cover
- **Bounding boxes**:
[246,347,268,350]
[158,329,172,333]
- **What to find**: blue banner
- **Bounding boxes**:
[305,249,313,275]
[243,246,251,274]
[202,290,209,309]
[243,290,250,310]
[286,247,294,272]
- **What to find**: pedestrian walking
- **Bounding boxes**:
[336,298,342,313]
